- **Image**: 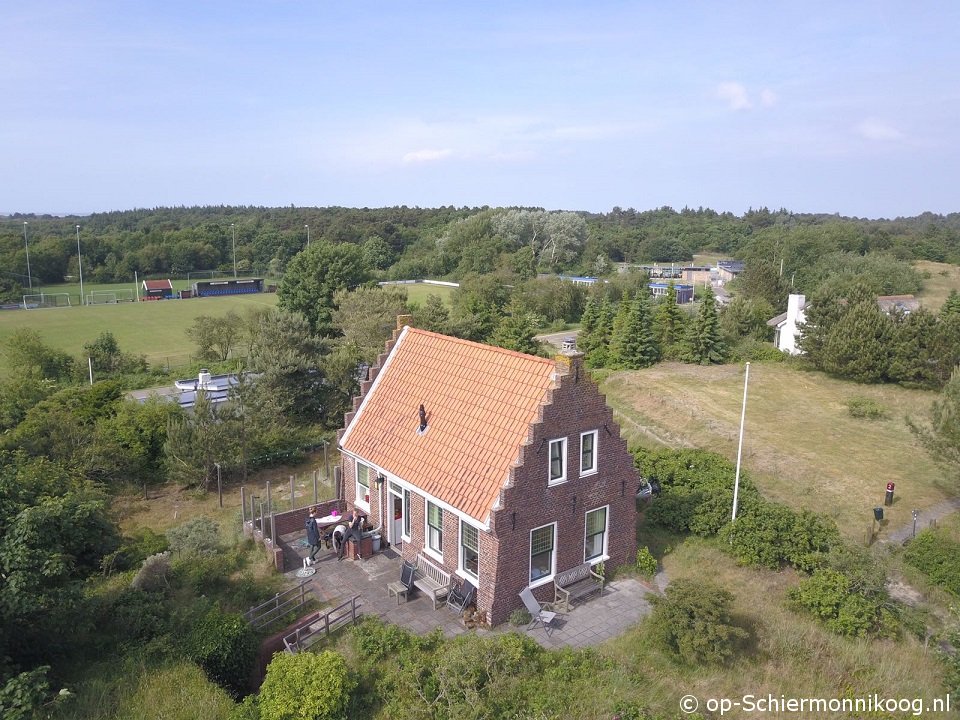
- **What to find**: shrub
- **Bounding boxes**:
[258,651,354,720]
[106,587,170,643]
[166,516,222,556]
[509,608,532,626]
[635,547,657,578]
[185,606,257,699]
[847,396,888,419]
[719,503,838,571]
[131,551,172,592]
[788,566,898,638]
[904,530,960,596]
[649,578,748,665]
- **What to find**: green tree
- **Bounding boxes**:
[331,286,409,363]
[449,274,510,342]
[737,259,790,308]
[610,290,659,369]
[607,300,631,368]
[186,312,244,362]
[4,329,74,382]
[83,331,147,377]
[652,284,686,359]
[277,241,371,335]
[911,367,960,472]
[680,286,726,365]
[584,297,615,368]
[820,299,893,383]
[85,397,178,487]
[257,650,354,720]
[164,390,225,489]
[410,294,451,335]
[489,303,542,355]
[720,296,775,343]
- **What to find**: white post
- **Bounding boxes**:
[305,224,310,246]
[231,223,237,278]
[134,271,139,302]
[76,225,84,305]
[23,222,32,291]
[732,362,751,522]
[88,356,94,385]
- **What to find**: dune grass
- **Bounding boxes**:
[915,260,960,310]
[601,362,957,539]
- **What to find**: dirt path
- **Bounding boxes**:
[880,497,960,544]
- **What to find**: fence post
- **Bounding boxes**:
[240,487,246,524]
[266,481,272,517]
[258,501,265,535]
[324,441,330,485]
[250,493,257,528]
[334,466,342,500]
[271,512,277,547]
[313,470,318,505]
[290,475,295,509]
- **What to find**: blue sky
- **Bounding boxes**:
[3,1,958,218]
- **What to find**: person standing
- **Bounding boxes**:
[305,507,321,565]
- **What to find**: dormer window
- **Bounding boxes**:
[417,404,428,434]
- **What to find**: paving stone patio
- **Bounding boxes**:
[281,532,656,648]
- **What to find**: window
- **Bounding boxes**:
[402,488,411,539]
[427,501,443,555]
[460,521,479,579]
[584,506,608,562]
[530,523,556,584]
[356,462,371,508]
[580,430,598,475]
[548,438,567,484]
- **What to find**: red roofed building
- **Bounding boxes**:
[141,279,174,299]
[338,319,638,625]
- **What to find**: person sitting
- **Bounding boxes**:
[337,511,366,561]
[304,507,321,565]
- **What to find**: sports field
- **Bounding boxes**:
[0,293,279,375]
[602,362,953,539]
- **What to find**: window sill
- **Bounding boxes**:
[547,478,567,487]
[586,554,609,566]
[579,469,598,479]
[456,568,478,583]
[355,499,370,513]
[423,546,443,564]
[528,574,554,590]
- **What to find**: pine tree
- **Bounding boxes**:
[941,289,960,318]
[820,300,893,383]
[577,294,600,356]
[681,285,726,365]
[608,300,631,368]
[611,290,659,369]
[489,307,542,356]
[653,283,686,360]
[585,298,615,368]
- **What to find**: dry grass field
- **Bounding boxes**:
[602,362,956,539]
[915,260,960,310]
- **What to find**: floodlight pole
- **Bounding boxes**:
[731,362,751,522]
[305,224,310,246]
[23,222,32,290]
[231,223,237,278]
[76,225,84,305]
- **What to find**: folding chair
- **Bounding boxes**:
[447,578,476,616]
[519,587,558,635]
[387,560,417,605]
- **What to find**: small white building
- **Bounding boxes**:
[767,294,807,355]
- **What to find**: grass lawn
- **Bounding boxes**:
[601,362,956,539]
[0,292,278,376]
[915,260,960,310]
[396,282,456,307]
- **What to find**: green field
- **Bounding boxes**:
[602,362,954,539]
[383,281,457,307]
[0,293,279,375]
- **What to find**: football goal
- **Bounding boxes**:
[22,293,72,309]
[87,289,135,305]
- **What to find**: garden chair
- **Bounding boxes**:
[519,587,558,635]
[387,560,417,605]
[447,578,476,616]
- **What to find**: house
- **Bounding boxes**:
[649,282,694,304]
[337,320,638,625]
[716,260,745,285]
[128,369,247,410]
[767,293,922,354]
[141,279,174,300]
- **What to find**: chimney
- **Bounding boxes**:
[396,314,412,330]
[198,369,211,389]
[554,337,585,382]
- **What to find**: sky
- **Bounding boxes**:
[2,1,958,219]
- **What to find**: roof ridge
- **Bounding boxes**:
[404,326,557,366]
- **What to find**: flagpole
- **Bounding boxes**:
[732,362,750,521]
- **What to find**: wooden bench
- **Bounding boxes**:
[554,562,604,612]
[413,553,453,610]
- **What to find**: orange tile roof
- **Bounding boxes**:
[341,327,558,523]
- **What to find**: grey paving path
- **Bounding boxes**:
[880,497,960,545]
[280,533,656,648]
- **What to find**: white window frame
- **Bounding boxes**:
[548,437,567,485]
[529,522,557,588]
[580,430,598,476]
[425,500,443,561]
[584,505,609,563]
[402,488,411,541]
[459,520,480,581]
[355,461,371,511]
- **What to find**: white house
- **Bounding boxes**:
[766,294,807,355]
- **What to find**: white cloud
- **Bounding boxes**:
[759,89,777,107]
[402,148,453,163]
[855,119,902,141]
[716,82,752,110]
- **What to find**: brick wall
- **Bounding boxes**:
[484,352,638,625]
